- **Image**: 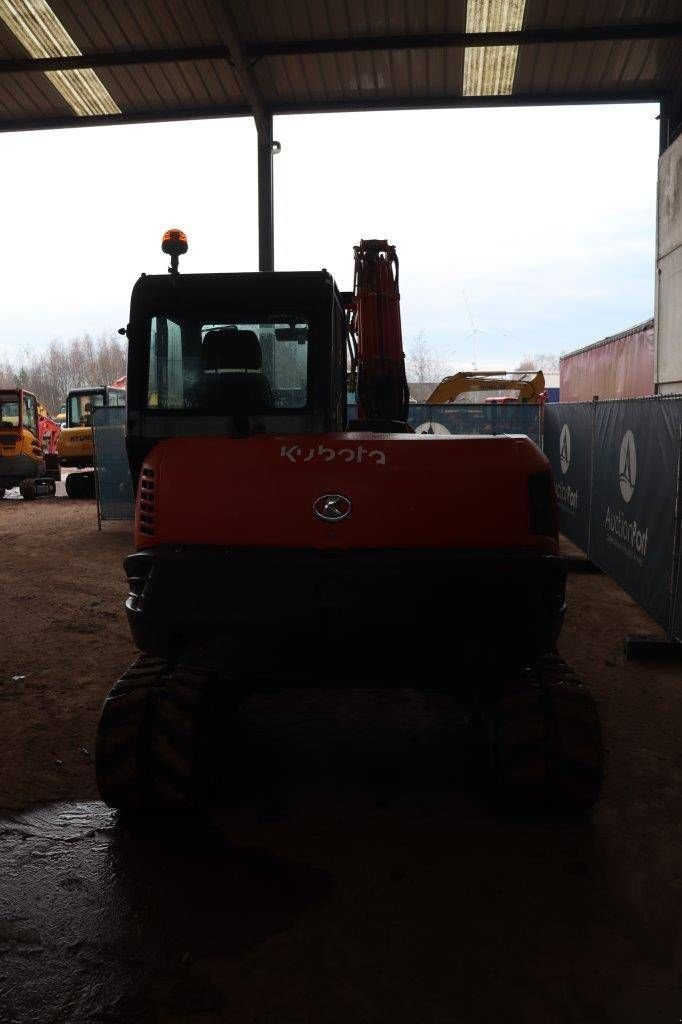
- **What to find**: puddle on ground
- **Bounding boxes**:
[0,800,333,1023]
[1,801,115,841]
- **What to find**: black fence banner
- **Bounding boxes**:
[408,403,542,445]
[589,399,682,630]
[349,403,541,445]
[543,403,594,553]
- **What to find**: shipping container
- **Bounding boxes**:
[559,319,654,402]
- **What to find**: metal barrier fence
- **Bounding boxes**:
[544,398,682,637]
[92,407,134,527]
[349,403,542,445]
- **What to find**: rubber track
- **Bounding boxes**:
[95,655,209,811]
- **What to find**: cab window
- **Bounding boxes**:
[23,394,37,435]
[0,393,20,428]
[147,316,310,412]
[107,389,126,408]
[68,392,105,426]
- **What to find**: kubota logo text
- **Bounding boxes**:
[281,444,386,465]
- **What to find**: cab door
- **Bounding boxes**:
[23,394,43,465]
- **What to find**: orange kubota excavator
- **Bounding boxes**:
[95,231,602,814]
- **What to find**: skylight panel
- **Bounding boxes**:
[0,0,120,116]
[463,0,526,97]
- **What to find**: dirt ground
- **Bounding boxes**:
[1,497,682,1023]
[0,497,135,809]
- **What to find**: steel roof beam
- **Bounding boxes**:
[215,2,268,133]
[0,23,680,76]
[0,105,250,131]
[0,45,231,75]
[0,90,664,134]
[270,90,664,114]
[249,22,682,58]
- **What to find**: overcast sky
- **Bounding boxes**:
[0,101,659,372]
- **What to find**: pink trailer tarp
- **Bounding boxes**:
[560,320,654,403]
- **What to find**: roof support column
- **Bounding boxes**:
[257,113,274,272]
[217,3,276,271]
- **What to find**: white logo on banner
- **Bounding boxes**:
[619,430,637,503]
[559,423,571,474]
[414,421,451,435]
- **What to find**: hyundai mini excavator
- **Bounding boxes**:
[0,389,61,499]
[95,230,603,814]
[58,383,126,498]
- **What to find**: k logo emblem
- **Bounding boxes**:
[313,493,351,522]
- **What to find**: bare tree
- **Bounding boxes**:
[0,333,126,414]
[405,331,447,384]
[515,352,561,372]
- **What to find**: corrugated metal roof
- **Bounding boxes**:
[0,0,678,130]
[560,318,655,362]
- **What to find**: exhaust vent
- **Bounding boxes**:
[139,466,156,537]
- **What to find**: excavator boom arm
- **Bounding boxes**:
[350,239,410,423]
[427,370,545,405]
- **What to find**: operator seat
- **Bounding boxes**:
[201,328,273,413]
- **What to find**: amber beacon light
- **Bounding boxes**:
[162,228,188,274]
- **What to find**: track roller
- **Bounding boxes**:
[19,477,56,500]
[19,478,36,500]
[477,654,603,813]
[95,655,214,812]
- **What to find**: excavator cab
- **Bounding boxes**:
[125,270,349,488]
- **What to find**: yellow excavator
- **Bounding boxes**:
[0,388,61,499]
[426,370,545,405]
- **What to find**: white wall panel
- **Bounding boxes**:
[656,132,682,391]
